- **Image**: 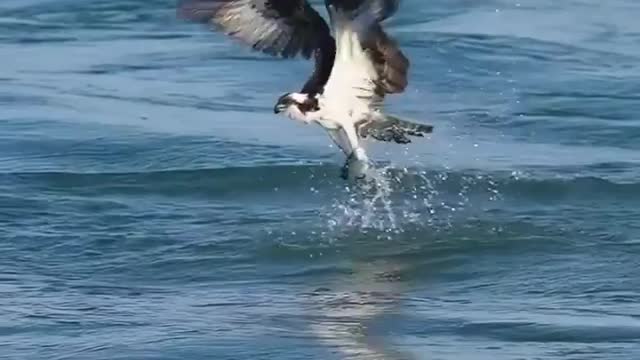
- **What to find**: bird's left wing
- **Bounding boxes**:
[178,0,332,59]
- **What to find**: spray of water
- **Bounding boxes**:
[322,162,501,238]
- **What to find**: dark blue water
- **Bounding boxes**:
[2,0,640,359]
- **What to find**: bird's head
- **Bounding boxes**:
[273,92,320,116]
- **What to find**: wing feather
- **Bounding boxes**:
[178,0,331,60]
[326,0,399,21]
[322,0,408,111]
[363,23,409,95]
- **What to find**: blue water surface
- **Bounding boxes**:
[2,0,640,359]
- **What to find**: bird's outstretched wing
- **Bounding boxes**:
[364,22,409,96]
[326,0,399,21]
[322,0,408,110]
[323,1,431,145]
[178,0,331,58]
[178,0,336,93]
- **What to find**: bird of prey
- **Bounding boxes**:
[178,0,433,180]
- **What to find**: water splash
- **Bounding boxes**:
[329,164,399,233]
[322,164,502,238]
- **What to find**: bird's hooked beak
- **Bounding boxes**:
[274,93,293,114]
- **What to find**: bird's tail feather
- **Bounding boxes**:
[357,114,434,144]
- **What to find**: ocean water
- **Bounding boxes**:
[2,0,640,359]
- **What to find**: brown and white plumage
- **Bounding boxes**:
[178,0,433,180]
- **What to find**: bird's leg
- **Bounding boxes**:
[343,125,367,160]
[340,125,369,180]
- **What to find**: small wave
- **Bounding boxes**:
[458,320,640,343]
[4,165,640,200]
[0,164,341,198]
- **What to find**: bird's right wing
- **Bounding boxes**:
[322,0,408,112]
[178,0,332,59]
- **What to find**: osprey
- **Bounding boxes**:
[178,0,433,180]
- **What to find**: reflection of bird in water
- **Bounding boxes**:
[303,260,417,359]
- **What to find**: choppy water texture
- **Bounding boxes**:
[2,0,640,359]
